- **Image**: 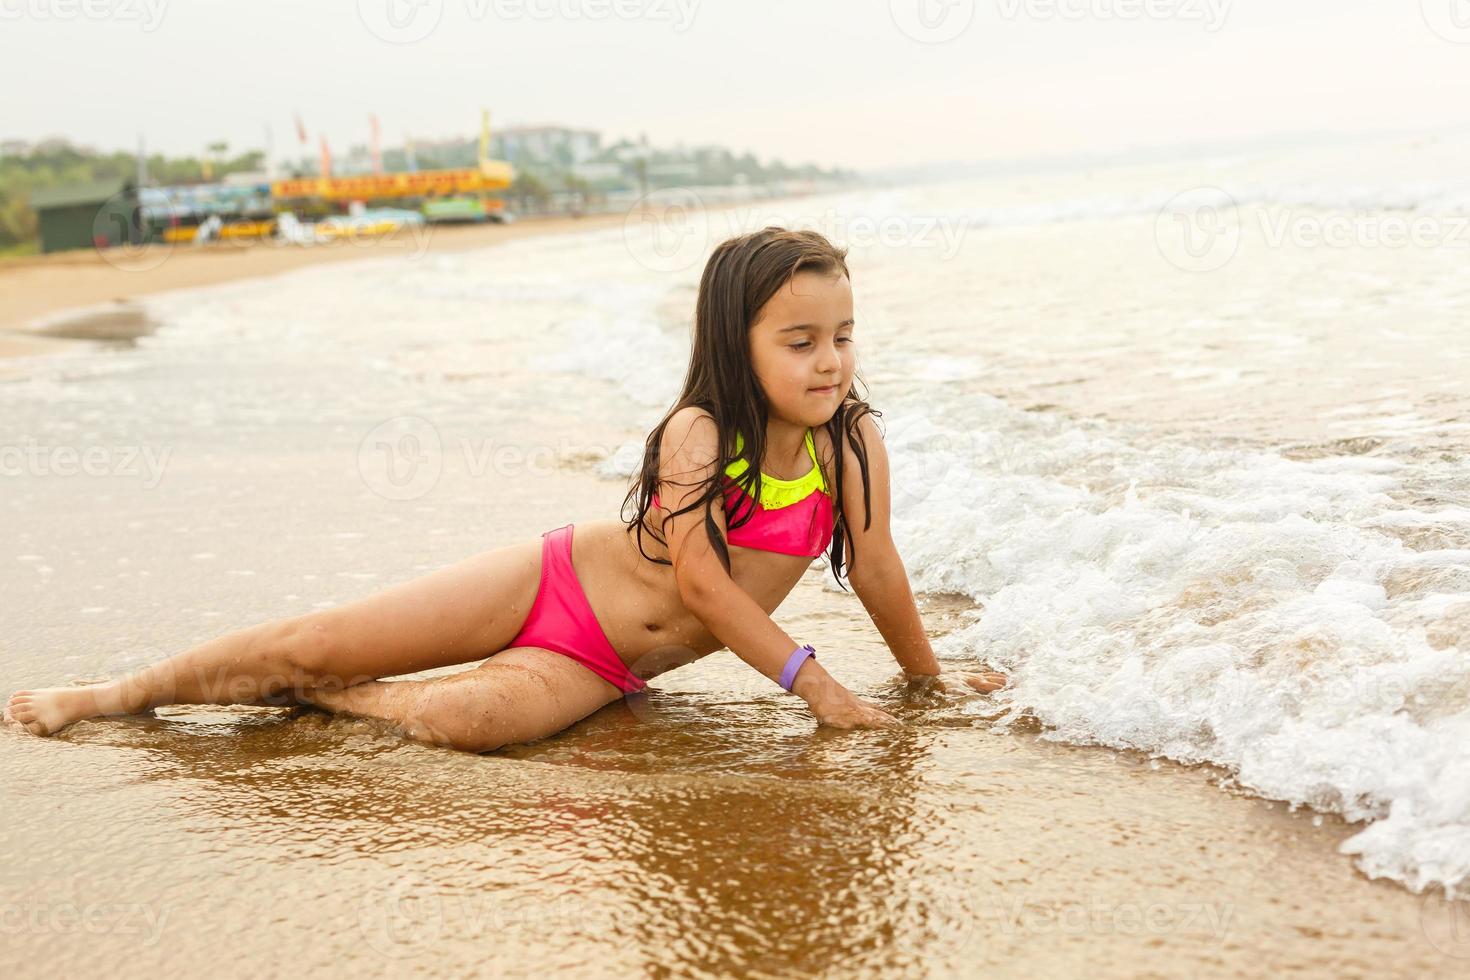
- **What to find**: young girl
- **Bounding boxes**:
[5,227,1006,752]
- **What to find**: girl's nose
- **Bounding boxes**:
[817,342,842,373]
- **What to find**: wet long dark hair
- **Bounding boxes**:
[621,226,882,591]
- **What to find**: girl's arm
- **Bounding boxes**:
[842,413,1007,693]
[660,408,899,728]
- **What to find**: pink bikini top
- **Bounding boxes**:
[652,427,836,558]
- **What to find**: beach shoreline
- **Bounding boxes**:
[0,205,716,361]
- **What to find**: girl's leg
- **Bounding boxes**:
[4,538,545,737]
[300,646,626,753]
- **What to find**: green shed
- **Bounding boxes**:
[29,178,141,254]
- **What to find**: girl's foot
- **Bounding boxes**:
[4,686,105,737]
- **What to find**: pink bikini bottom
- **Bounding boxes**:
[505,523,647,695]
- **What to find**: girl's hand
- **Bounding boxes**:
[812,693,904,731]
[908,669,1009,696]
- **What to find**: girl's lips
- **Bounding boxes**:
[809,385,837,393]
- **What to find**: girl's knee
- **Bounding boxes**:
[410,695,509,754]
[266,614,356,688]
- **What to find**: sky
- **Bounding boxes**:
[3,0,1469,172]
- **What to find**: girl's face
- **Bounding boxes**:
[748,270,856,426]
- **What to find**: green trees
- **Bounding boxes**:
[0,142,264,255]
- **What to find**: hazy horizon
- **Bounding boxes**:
[4,0,1469,173]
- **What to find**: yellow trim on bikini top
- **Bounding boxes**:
[723,428,829,511]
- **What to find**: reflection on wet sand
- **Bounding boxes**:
[7,625,1459,977]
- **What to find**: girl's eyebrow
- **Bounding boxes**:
[777,319,856,333]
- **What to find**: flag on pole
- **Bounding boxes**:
[319,136,332,177]
[294,113,307,144]
[369,114,382,174]
[478,109,491,168]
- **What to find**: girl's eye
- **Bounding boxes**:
[790,338,853,351]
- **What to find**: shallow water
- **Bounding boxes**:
[4,132,1470,975]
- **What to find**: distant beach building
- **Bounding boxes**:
[28,178,140,254]
[495,126,601,166]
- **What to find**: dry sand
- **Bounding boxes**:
[0,212,636,356]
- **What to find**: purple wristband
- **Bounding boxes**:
[779,643,817,692]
